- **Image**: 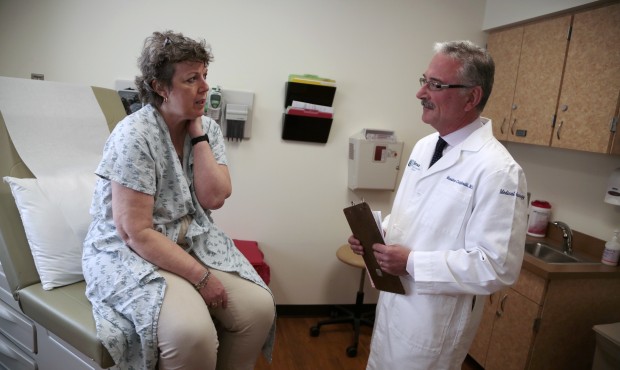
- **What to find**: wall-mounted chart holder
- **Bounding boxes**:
[284,82,336,108]
[282,80,336,144]
[281,114,333,143]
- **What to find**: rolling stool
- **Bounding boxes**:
[309,244,375,357]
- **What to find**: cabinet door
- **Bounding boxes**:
[485,289,540,370]
[509,15,571,145]
[469,292,500,367]
[484,27,524,141]
[553,2,620,153]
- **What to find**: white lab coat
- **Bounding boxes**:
[368,119,528,370]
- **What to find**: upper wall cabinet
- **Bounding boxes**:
[484,27,523,141]
[552,3,620,154]
[484,2,620,155]
[485,15,571,146]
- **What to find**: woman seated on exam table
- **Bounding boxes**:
[82,30,275,370]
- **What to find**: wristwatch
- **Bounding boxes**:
[191,134,210,146]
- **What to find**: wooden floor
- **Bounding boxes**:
[254,316,484,370]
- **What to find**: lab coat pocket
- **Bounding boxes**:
[417,179,472,238]
[390,293,457,354]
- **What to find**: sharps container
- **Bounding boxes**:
[592,322,620,370]
[527,200,551,237]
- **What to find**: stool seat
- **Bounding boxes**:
[336,244,365,269]
[309,244,375,357]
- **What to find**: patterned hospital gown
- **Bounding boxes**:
[82,104,274,370]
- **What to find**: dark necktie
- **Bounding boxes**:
[429,137,447,168]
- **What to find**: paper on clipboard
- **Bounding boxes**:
[343,202,405,294]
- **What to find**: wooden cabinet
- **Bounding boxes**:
[510,16,571,146]
[470,269,544,370]
[470,266,620,370]
[484,2,620,154]
[484,289,540,370]
[468,292,500,365]
[552,3,620,153]
[485,16,570,145]
[484,27,523,141]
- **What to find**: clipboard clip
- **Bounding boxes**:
[350,197,365,206]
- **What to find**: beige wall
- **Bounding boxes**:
[0,0,617,305]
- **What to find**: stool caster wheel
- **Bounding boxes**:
[309,326,320,337]
[346,345,358,357]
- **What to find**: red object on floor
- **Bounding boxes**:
[233,239,271,285]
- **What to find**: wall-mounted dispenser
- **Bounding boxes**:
[604,167,620,205]
[348,129,403,191]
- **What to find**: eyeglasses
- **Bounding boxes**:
[419,77,473,91]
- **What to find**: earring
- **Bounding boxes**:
[164,97,168,103]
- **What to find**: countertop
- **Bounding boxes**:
[522,226,620,280]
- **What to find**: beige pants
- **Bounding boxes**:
[157,267,274,370]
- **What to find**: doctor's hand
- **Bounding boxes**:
[348,235,364,255]
[372,243,410,276]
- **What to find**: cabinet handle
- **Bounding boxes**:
[510,119,517,135]
[500,118,507,134]
[496,293,508,317]
[556,120,563,140]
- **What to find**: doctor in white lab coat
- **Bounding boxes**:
[349,41,528,370]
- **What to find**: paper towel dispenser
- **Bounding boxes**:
[348,129,404,191]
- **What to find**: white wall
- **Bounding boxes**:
[0,0,617,306]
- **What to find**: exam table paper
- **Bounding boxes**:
[0,76,110,177]
[0,77,111,242]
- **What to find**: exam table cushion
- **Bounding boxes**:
[18,280,115,367]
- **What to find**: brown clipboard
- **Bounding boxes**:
[343,202,405,294]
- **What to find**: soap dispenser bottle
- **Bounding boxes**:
[601,229,620,266]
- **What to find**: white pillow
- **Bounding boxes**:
[3,173,97,290]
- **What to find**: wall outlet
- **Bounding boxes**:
[31,73,44,80]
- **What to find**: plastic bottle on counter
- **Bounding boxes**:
[527,200,552,237]
[601,229,620,266]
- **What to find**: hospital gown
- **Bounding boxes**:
[82,104,274,370]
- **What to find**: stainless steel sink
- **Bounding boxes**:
[524,242,596,264]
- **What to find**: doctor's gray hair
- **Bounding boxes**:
[434,40,494,112]
[135,30,213,107]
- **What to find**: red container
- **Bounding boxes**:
[527,200,552,237]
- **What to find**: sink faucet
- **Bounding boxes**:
[551,221,573,255]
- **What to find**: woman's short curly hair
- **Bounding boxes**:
[135,30,213,107]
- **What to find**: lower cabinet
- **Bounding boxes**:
[470,268,620,370]
[470,269,544,370]
[484,289,540,370]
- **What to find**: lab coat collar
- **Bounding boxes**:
[425,117,493,175]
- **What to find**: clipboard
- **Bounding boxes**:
[343,202,405,294]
